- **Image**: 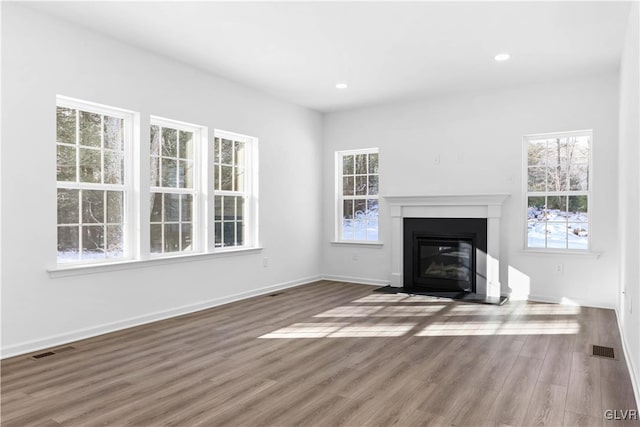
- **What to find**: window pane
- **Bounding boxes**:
[106,225,123,258]
[355,154,367,174]
[150,193,162,222]
[354,199,366,219]
[106,191,123,224]
[237,197,244,222]
[82,190,105,224]
[79,148,101,183]
[57,226,79,262]
[221,139,233,164]
[224,197,235,221]
[181,223,192,251]
[82,225,105,258]
[150,157,160,187]
[343,200,354,220]
[527,140,546,166]
[178,160,193,189]
[214,164,220,191]
[342,219,353,240]
[221,165,233,191]
[104,116,123,150]
[162,127,177,157]
[214,138,220,163]
[367,219,379,241]
[215,222,222,246]
[343,155,354,175]
[354,220,366,240]
[57,107,76,145]
[367,199,379,219]
[234,141,245,168]
[164,193,180,222]
[569,164,589,191]
[181,194,193,222]
[150,224,162,253]
[355,176,367,196]
[235,166,245,192]
[343,176,354,196]
[527,167,545,191]
[79,111,101,147]
[568,223,588,250]
[368,175,379,195]
[236,222,244,246]
[164,224,180,252]
[223,222,235,246]
[547,196,568,221]
[150,125,161,156]
[104,150,123,184]
[527,196,546,248]
[161,158,177,187]
[368,153,379,174]
[58,189,79,224]
[57,145,76,182]
[178,131,193,159]
[214,195,222,221]
[546,222,568,249]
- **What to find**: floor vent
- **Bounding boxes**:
[30,346,75,360]
[592,345,615,359]
[269,293,283,297]
[31,351,56,360]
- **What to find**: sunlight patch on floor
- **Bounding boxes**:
[258,322,416,339]
[313,305,447,318]
[444,304,581,316]
[415,319,580,336]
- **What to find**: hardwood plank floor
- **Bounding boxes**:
[1,281,638,426]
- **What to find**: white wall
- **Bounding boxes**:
[618,1,640,404]
[322,72,620,308]
[1,5,323,356]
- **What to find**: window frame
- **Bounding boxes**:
[522,129,593,252]
[56,95,136,265]
[335,147,380,243]
[149,116,206,258]
[211,129,259,251]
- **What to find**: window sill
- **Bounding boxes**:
[330,241,384,247]
[518,249,602,259]
[48,247,264,278]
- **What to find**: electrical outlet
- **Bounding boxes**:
[263,257,269,267]
[434,154,441,165]
[352,253,359,261]
[555,263,564,274]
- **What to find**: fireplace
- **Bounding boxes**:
[403,217,488,294]
[385,194,509,298]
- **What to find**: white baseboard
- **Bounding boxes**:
[321,275,389,287]
[1,275,322,360]
[527,294,616,310]
[615,308,640,411]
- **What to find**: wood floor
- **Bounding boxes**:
[1,281,638,426]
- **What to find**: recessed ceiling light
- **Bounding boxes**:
[494,53,511,62]
[335,82,348,90]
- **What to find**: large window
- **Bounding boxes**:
[213,131,257,248]
[56,97,133,263]
[150,118,202,255]
[525,130,591,250]
[336,148,379,242]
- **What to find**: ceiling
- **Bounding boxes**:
[27,1,632,113]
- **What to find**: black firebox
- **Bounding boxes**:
[403,218,487,293]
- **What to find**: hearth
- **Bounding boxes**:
[403,218,487,294]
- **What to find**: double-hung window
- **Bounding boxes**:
[336,148,379,242]
[56,97,134,263]
[213,131,257,248]
[525,130,591,250]
[150,118,203,255]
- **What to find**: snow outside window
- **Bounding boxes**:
[336,148,379,242]
[525,130,591,250]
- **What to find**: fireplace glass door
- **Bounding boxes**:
[415,237,474,292]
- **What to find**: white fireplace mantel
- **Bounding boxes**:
[383,193,510,297]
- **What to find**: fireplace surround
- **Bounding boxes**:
[384,194,509,298]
